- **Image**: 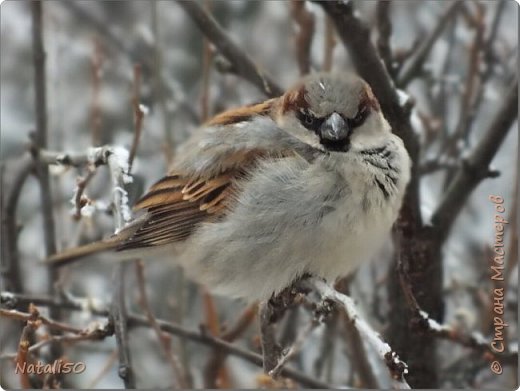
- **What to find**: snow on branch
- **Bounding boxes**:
[306,278,411,389]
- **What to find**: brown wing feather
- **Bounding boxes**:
[118,149,273,251]
[119,172,233,250]
[205,99,276,126]
[118,98,293,251]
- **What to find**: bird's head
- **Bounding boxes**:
[275,72,391,153]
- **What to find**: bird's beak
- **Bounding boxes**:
[319,112,350,142]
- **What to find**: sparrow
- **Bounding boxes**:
[48,72,411,301]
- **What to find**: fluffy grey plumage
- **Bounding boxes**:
[47,72,411,301]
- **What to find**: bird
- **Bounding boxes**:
[47,72,411,301]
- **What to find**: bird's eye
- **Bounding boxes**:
[297,110,324,131]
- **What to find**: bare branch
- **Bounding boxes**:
[397,1,462,87]
[128,64,145,173]
[1,157,33,293]
[131,313,331,389]
[270,318,320,378]
[203,303,258,388]
[432,80,518,240]
[37,146,111,167]
[30,0,63,365]
[259,300,283,375]
[72,167,96,220]
[31,1,56,258]
[444,1,507,151]
[290,0,316,75]
[175,0,284,97]
[90,37,103,146]
[106,147,135,387]
[376,1,394,78]
[150,1,174,163]
[200,0,214,122]
[2,320,113,361]
[306,278,411,389]
[443,3,486,155]
[397,254,517,366]
[1,291,331,389]
[1,306,82,334]
[15,309,38,388]
[135,260,187,388]
[336,278,380,388]
[110,264,134,388]
[1,291,109,316]
[322,16,336,72]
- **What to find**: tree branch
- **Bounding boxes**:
[135,260,187,388]
[376,1,394,79]
[1,291,331,389]
[397,256,517,366]
[432,80,518,241]
[290,0,315,75]
[30,0,63,365]
[105,147,135,387]
[1,157,33,293]
[305,278,411,389]
[397,1,462,87]
[175,0,283,98]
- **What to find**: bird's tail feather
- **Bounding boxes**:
[45,239,119,267]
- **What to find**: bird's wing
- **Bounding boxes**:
[118,103,297,251]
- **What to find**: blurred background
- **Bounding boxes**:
[0,0,518,389]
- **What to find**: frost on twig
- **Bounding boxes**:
[305,277,411,389]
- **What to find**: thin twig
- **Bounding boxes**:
[341,310,380,388]
[129,313,330,389]
[443,3,485,160]
[376,1,394,78]
[397,1,462,87]
[31,0,62,363]
[0,291,331,389]
[444,1,506,154]
[1,157,33,293]
[176,0,283,97]
[396,252,517,366]
[432,80,518,241]
[72,166,96,220]
[103,144,135,387]
[128,64,145,173]
[336,278,380,388]
[110,263,134,388]
[87,349,118,388]
[2,322,113,361]
[259,301,283,375]
[150,1,174,164]
[135,260,187,388]
[270,318,320,378]
[15,312,38,388]
[322,16,336,72]
[305,278,411,389]
[31,0,56,258]
[199,0,214,122]
[37,147,111,167]
[290,0,315,75]
[1,307,82,334]
[90,37,103,146]
[1,291,109,316]
[203,303,258,388]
